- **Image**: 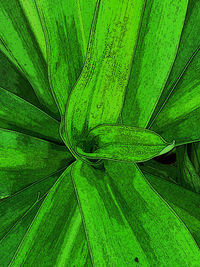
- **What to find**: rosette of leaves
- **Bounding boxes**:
[1,0,200,266]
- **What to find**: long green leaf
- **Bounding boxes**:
[150,48,200,145]
[145,172,200,247]
[189,142,200,175]
[65,0,145,154]
[76,124,175,163]
[176,145,200,193]
[0,168,64,266]
[121,0,188,127]
[0,128,72,198]
[0,0,59,119]
[0,87,62,143]
[35,0,97,117]
[148,0,200,127]
[0,51,41,108]
[71,159,200,266]
[9,165,90,267]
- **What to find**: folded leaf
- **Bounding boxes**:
[0,87,62,143]
[71,160,200,266]
[176,145,200,193]
[76,124,175,163]
[65,0,145,154]
[10,165,90,266]
[0,51,41,107]
[0,0,59,119]
[0,168,64,265]
[150,48,200,145]
[145,172,200,247]
[148,0,200,127]
[36,0,97,117]
[0,128,72,198]
[121,0,188,127]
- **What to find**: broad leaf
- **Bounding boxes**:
[0,168,64,266]
[145,172,200,247]
[0,87,62,143]
[36,0,97,117]
[148,0,200,127]
[71,160,200,266]
[121,0,188,127]
[0,0,59,118]
[0,128,72,198]
[76,124,175,163]
[150,48,200,145]
[65,0,145,154]
[176,145,200,193]
[9,166,91,266]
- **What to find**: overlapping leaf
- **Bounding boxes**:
[71,160,200,266]
[0,0,59,118]
[76,124,175,163]
[65,0,146,154]
[35,0,97,117]
[9,166,90,266]
[121,0,188,128]
[0,128,72,198]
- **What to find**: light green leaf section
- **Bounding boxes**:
[76,124,175,163]
[36,0,97,117]
[145,172,200,247]
[0,87,62,143]
[65,0,145,154]
[0,169,64,266]
[10,166,90,267]
[0,0,59,119]
[121,0,188,128]
[176,145,200,193]
[72,159,200,266]
[148,0,200,127]
[150,48,200,145]
[0,128,72,198]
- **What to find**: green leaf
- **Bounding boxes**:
[121,0,188,128]
[148,0,200,128]
[145,172,200,247]
[76,124,175,163]
[0,51,41,108]
[176,145,200,193]
[139,159,178,183]
[65,0,146,154]
[0,0,59,119]
[9,165,91,266]
[35,0,97,117]
[189,142,200,175]
[0,168,64,266]
[150,48,200,145]
[0,128,72,198]
[71,159,200,266]
[0,87,62,143]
